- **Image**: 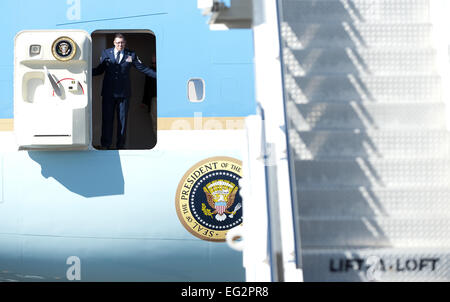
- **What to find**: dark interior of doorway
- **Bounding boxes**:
[91,30,157,150]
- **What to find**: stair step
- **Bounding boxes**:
[281,22,433,49]
[290,130,450,159]
[284,48,437,76]
[295,159,450,187]
[297,188,450,217]
[301,248,450,281]
[281,0,449,282]
[288,102,446,130]
[285,75,441,103]
[299,218,450,248]
[282,0,431,24]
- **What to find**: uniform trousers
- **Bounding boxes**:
[101,96,129,149]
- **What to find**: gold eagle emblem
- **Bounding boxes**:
[202,179,241,221]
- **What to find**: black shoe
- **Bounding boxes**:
[94,145,108,150]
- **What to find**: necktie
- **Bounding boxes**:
[116,51,121,64]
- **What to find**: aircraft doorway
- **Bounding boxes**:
[91,30,157,150]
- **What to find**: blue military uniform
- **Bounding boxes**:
[93,47,156,149]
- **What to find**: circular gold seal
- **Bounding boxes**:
[52,36,77,61]
[175,156,243,242]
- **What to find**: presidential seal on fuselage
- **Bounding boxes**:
[175,157,243,242]
[52,36,76,61]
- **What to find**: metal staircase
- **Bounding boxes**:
[280,0,450,281]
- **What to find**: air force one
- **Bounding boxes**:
[2,0,450,282]
[0,0,259,282]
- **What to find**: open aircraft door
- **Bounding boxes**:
[14,30,91,150]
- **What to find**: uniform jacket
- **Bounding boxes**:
[93,48,156,98]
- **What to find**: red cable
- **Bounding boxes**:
[52,78,85,96]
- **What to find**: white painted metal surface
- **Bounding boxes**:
[245,0,302,282]
[14,30,91,150]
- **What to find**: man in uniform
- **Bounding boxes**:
[93,33,156,149]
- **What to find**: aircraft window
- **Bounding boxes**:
[188,78,205,102]
[91,30,157,150]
